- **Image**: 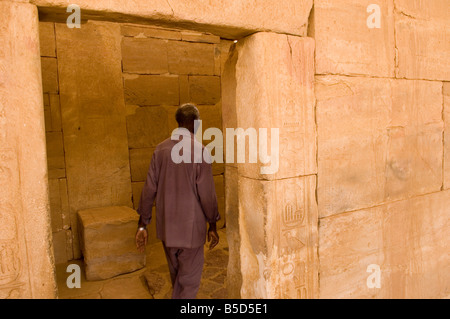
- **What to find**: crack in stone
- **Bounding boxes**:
[165,0,174,16]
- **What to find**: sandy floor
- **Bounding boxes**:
[56,228,228,299]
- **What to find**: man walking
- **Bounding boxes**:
[135,103,220,299]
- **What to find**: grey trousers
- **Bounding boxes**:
[162,242,204,299]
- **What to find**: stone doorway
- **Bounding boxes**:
[1,1,317,299]
[39,20,230,298]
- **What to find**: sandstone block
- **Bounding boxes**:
[197,103,223,131]
[164,105,180,133]
[39,22,56,57]
[181,31,220,44]
[312,0,395,77]
[129,148,155,182]
[0,1,57,298]
[224,166,241,298]
[48,179,62,232]
[214,175,225,229]
[45,131,65,172]
[41,57,58,93]
[121,24,182,40]
[78,206,146,281]
[214,44,221,76]
[131,182,145,210]
[52,230,72,264]
[167,41,215,75]
[189,76,221,105]
[444,83,450,189]
[56,21,133,258]
[179,75,190,104]
[37,0,312,39]
[395,0,449,81]
[213,175,224,199]
[49,94,62,131]
[48,178,70,233]
[101,276,152,299]
[237,175,318,299]
[44,105,52,132]
[218,40,233,76]
[212,162,225,176]
[121,37,168,74]
[319,190,450,299]
[316,76,444,218]
[124,74,179,106]
[222,33,316,180]
[126,107,170,149]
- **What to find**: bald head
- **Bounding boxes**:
[176,103,200,133]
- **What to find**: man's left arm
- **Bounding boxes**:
[136,152,159,252]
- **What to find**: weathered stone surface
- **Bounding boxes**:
[48,178,70,232]
[44,104,52,132]
[39,21,56,57]
[52,230,72,264]
[121,24,182,40]
[237,175,319,299]
[46,94,61,132]
[78,206,146,281]
[0,1,57,298]
[214,174,225,229]
[41,57,58,93]
[45,131,65,173]
[124,74,179,106]
[218,40,233,76]
[224,166,241,298]
[129,148,154,182]
[126,107,170,149]
[319,190,450,299]
[167,41,215,75]
[395,0,449,81]
[445,83,450,190]
[143,271,166,296]
[214,175,224,199]
[121,37,168,74]
[197,103,223,131]
[222,33,316,180]
[164,105,180,133]
[131,182,145,210]
[56,21,133,259]
[189,76,221,104]
[36,0,313,39]
[312,0,395,77]
[101,276,152,299]
[316,76,444,217]
[179,75,190,104]
[181,31,220,44]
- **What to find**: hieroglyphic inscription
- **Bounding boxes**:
[277,176,316,299]
[0,149,27,298]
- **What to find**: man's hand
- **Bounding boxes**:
[135,228,148,253]
[207,223,219,250]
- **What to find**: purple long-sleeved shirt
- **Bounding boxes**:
[137,128,220,248]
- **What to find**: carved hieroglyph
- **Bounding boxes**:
[222,33,318,299]
[1,1,56,299]
[238,175,318,299]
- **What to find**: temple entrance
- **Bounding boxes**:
[39,20,231,299]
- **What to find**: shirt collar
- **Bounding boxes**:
[171,127,194,138]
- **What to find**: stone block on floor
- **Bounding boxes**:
[78,206,146,281]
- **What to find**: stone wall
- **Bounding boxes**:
[39,21,230,263]
[0,1,57,299]
[310,0,449,298]
[222,33,318,299]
